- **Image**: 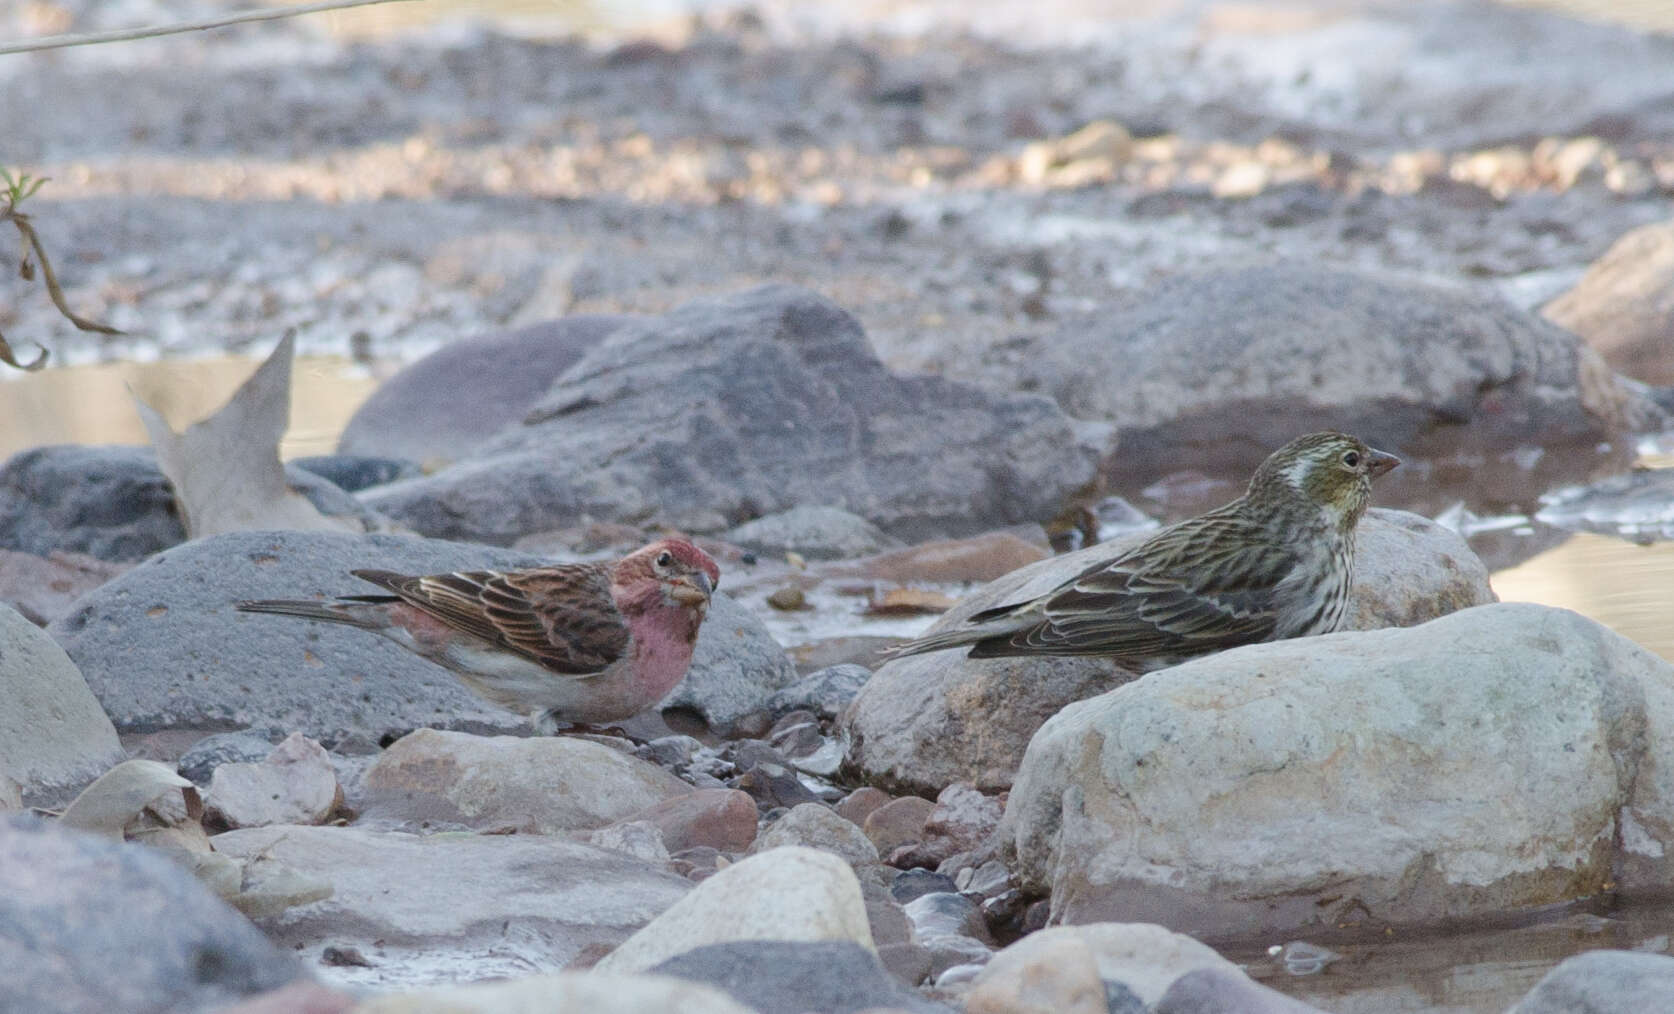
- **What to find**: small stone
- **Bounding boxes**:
[862,796,936,856]
[177,732,277,786]
[617,788,759,854]
[767,586,809,611]
[892,868,959,904]
[835,786,892,828]
[921,933,993,979]
[767,664,872,721]
[585,820,672,865]
[1154,967,1333,1014]
[204,732,342,830]
[734,763,823,811]
[903,892,989,943]
[751,802,880,868]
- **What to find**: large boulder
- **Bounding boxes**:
[212,824,691,980]
[48,530,790,744]
[0,815,306,1013]
[0,604,125,808]
[842,509,1494,794]
[361,285,1107,544]
[1016,262,1660,502]
[1543,220,1674,387]
[338,315,631,466]
[1002,603,1674,937]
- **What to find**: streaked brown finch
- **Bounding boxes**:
[237,538,720,730]
[887,432,1398,669]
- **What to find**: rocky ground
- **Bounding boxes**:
[5,1,1674,1013]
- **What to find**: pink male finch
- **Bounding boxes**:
[887,431,1398,669]
[237,538,720,730]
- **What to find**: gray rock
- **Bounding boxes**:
[650,940,954,1014]
[766,664,871,721]
[288,454,422,493]
[0,548,129,627]
[177,731,278,786]
[596,846,873,974]
[0,445,185,562]
[49,530,545,743]
[0,444,383,563]
[842,508,1495,794]
[1020,262,1659,500]
[0,604,124,808]
[361,728,690,833]
[903,892,986,943]
[1004,604,1674,936]
[0,814,305,1013]
[211,823,691,981]
[726,506,903,561]
[891,868,958,904]
[1507,949,1674,1014]
[1154,967,1332,1014]
[660,589,798,735]
[361,285,1106,544]
[338,315,631,465]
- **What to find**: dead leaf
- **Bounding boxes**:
[59,759,194,839]
[131,333,362,538]
[865,587,958,617]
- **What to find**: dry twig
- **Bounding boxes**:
[0,0,422,56]
[1,169,123,370]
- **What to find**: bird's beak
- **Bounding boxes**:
[1366,448,1401,478]
[669,572,713,606]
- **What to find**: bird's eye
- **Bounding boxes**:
[655,551,673,568]
[1342,451,1361,468]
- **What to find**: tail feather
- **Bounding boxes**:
[235,598,392,630]
[881,614,1035,661]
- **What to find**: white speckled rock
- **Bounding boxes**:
[352,971,756,1014]
[596,846,873,974]
[1004,603,1674,937]
[363,729,690,833]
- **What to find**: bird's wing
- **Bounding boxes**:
[1022,515,1297,658]
[351,564,630,675]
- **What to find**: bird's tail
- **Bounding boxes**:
[880,599,1039,661]
[234,597,392,630]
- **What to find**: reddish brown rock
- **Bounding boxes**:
[835,786,892,829]
[861,796,935,858]
[827,531,1051,585]
[622,787,759,853]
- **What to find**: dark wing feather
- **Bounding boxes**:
[351,564,629,675]
[969,512,1297,661]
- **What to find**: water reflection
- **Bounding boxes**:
[1244,899,1674,1013]
[1492,531,1674,663]
[0,356,381,461]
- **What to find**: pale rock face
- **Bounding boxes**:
[350,971,758,1014]
[362,728,690,834]
[1001,602,1674,937]
[0,604,124,808]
